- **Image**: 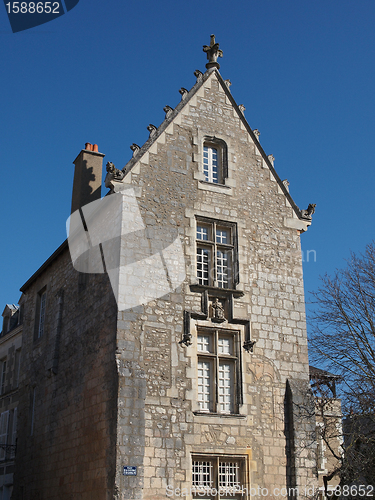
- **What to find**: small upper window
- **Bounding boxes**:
[202,137,228,185]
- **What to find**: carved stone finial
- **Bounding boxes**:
[253,129,260,141]
[194,69,203,82]
[238,104,246,114]
[301,203,316,219]
[179,88,188,100]
[268,154,275,166]
[163,105,173,119]
[203,34,223,70]
[282,179,290,192]
[224,79,232,91]
[130,143,140,157]
[147,124,157,138]
[104,161,125,188]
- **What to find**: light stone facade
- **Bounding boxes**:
[12,49,319,500]
[113,67,317,499]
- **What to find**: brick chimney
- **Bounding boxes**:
[71,143,105,214]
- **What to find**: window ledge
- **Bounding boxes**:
[193,411,247,419]
[198,180,232,195]
[0,388,18,399]
[200,180,230,188]
[190,284,244,298]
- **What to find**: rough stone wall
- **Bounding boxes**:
[285,379,318,498]
[13,248,118,500]
[114,70,318,499]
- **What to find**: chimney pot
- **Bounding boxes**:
[93,144,98,152]
[85,142,92,151]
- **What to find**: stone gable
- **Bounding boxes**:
[13,51,318,499]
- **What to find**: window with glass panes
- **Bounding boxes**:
[196,220,236,289]
[203,145,220,183]
[192,456,246,499]
[197,328,239,414]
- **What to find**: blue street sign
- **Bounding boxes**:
[123,466,137,476]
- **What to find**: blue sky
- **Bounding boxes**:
[1,0,375,333]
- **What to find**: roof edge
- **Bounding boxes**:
[213,70,308,223]
[121,68,311,225]
[121,69,214,175]
[20,239,69,293]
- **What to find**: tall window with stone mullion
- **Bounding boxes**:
[197,329,238,414]
[203,145,219,183]
[196,220,235,288]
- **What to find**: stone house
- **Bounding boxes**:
[12,36,320,499]
[310,366,343,497]
[0,304,22,500]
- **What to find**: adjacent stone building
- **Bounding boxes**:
[0,304,22,500]
[12,37,320,499]
[310,366,343,497]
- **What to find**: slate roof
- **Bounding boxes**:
[2,304,19,316]
[309,365,342,380]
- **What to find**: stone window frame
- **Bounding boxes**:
[34,287,47,341]
[192,133,236,194]
[195,216,239,290]
[188,317,245,417]
[202,137,228,185]
[196,326,241,415]
[191,454,248,499]
[185,209,245,295]
[14,349,21,389]
[0,407,18,461]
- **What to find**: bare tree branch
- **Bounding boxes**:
[309,241,375,484]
